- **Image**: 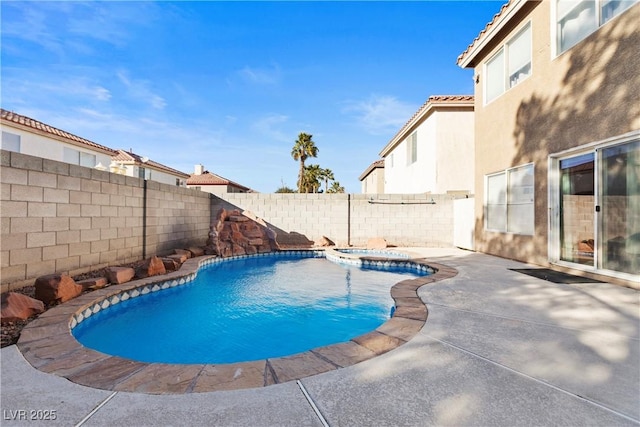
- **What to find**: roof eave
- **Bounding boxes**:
[457,0,529,69]
[1,119,117,156]
[378,100,474,158]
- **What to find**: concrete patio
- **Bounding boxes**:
[1,248,638,426]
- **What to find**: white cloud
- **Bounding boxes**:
[342,95,417,135]
[236,64,281,85]
[116,70,167,110]
[251,114,290,142]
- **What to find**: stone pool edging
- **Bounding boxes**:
[16,249,457,394]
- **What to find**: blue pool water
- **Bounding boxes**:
[73,255,427,364]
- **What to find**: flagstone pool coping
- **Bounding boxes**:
[16,250,457,395]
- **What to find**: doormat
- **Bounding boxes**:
[509,268,604,284]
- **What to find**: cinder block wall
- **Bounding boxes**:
[211,193,455,247]
[1,150,210,292]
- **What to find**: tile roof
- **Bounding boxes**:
[358,159,385,181]
[1,108,118,154]
[113,149,190,178]
[457,0,533,68]
[379,95,474,157]
[186,170,251,191]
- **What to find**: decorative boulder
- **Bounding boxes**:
[34,274,83,305]
[174,249,192,259]
[187,247,205,257]
[105,267,136,285]
[162,257,180,271]
[167,253,188,264]
[135,256,167,279]
[76,277,108,291]
[1,292,45,323]
[316,236,335,247]
[367,237,388,250]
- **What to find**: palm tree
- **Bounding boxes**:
[291,133,319,193]
[303,164,322,193]
[327,181,345,193]
[318,168,335,193]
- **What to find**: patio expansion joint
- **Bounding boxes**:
[426,334,640,424]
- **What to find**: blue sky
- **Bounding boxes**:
[1,1,503,193]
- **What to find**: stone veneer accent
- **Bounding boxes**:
[17,250,457,394]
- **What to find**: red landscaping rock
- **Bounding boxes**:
[187,247,204,257]
[76,277,108,291]
[316,236,335,247]
[105,267,136,285]
[167,253,188,263]
[174,249,192,259]
[367,237,388,250]
[162,257,180,271]
[34,274,83,305]
[135,256,167,279]
[1,292,45,323]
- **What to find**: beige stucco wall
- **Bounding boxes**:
[471,2,640,265]
[384,109,474,194]
[361,168,384,194]
[434,109,475,194]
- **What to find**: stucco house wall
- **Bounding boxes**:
[434,109,476,194]
[459,1,639,280]
[1,111,115,169]
[381,97,474,195]
[359,160,385,194]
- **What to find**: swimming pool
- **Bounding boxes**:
[72,252,430,364]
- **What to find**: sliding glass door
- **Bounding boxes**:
[551,136,639,278]
[600,141,640,275]
[559,153,595,266]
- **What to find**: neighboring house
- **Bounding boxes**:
[186,164,251,195]
[379,95,475,194]
[1,109,116,168]
[111,149,189,187]
[359,159,385,194]
[457,0,639,285]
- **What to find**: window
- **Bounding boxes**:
[406,132,417,165]
[63,147,80,164]
[80,152,96,167]
[486,49,505,103]
[557,0,638,54]
[484,23,532,103]
[507,25,532,88]
[485,163,534,234]
[63,147,96,167]
[1,131,21,152]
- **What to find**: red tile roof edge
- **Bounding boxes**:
[112,149,190,178]
[0,108,118,154]
[379,95,474,157]
[186,171,251,191]
[358,159,385,181]
[457,0,515,66]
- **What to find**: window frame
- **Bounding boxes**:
[483,21,532,105]
[485,163,535,235]
[406,132,417,166]
[554,0,638,56]
[1,131,21,153]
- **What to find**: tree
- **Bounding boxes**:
[327,181,345,193]
[275,185,295,193]
[318,168,335,193]
[303,164,322,193]
[290,133,319,193]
